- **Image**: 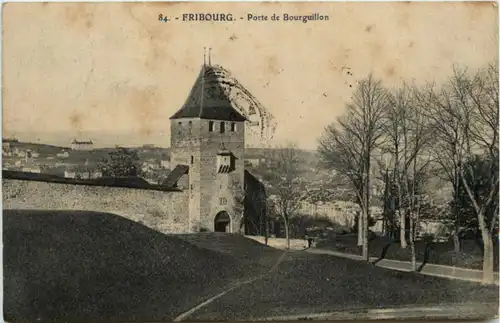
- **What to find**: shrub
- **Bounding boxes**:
[422,233,436,244]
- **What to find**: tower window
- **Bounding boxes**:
[188,121,192,134]
[217,152,236,173]
[190,155,194,164]
[220,122,225,134]
[209,121,214,132]
[231,122,236,132]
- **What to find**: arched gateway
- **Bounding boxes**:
[214,211,231,232]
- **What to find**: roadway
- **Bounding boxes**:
[306,248,500,285]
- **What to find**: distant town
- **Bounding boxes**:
[2,136,452,239]
[2,137,171,183]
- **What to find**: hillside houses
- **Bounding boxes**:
[56,150,70,158]
[64,165,102,180]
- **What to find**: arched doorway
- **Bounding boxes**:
[214,211,231,233]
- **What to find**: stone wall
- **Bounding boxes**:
[3,179,190,234]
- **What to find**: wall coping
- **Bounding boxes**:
[3,170,182,192]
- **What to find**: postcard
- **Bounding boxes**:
[2,2,499,322]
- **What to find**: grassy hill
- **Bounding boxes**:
[3,210,280,323]
[177,233,283,269]
[191,252,500,320]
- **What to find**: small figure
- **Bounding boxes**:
[305,234,313,248]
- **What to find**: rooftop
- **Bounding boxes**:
[72,140,94,145]
[170,64,247,122]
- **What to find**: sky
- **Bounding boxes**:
[2,2,498,149]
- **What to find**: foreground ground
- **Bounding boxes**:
[189,252,499,321]
[4,210,499,322]
[316,234,500,271]
[3,210,282,323]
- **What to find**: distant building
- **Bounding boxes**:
[2,145,12,156]
[3,137,18,145]
[22,156,41,174]
[14,149,26,158]
[26,150,39,158]
[57,151,70,158]
[141,161,160,173]
[160,160,171,169]
[245,158,261,167]
[71,139,94,151]
[22,166,41,173]
[64,165,102,180]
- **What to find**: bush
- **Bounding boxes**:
[422,233,436,244]
[199,227,210,232]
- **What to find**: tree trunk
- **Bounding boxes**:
[409,216,417,272]
[460,171,498,284]
[400,211,407,248]
[357,211,363,246]
[452,187,461,254]
[481,225,494,284]
[396,174,407,248]
[362,207,369,261]
[453,233,460,254]
[264,212,269,246]
[283,215,290,250]
[364,153,371,262]
[382,171,389,237]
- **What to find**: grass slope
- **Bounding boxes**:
[176,233,284,269]
[3,210,275,323]
[316,235,499,271]
[191,252,500,321]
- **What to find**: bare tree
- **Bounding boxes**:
[319,74,388,261]
[404,156,434,271]
[382,86,410,248]
[421,63,499,283]
[457,64,499,284]
[381,84,436,252]
[415,77,469,254]
[319,124,364,246]
[377,84,434,269]
[268,143,305,250]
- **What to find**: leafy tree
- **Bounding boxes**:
[98,147,141,177]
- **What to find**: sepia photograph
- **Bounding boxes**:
[2,1,499,322]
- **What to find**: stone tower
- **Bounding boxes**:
[170,62,247,233]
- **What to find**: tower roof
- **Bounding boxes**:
[170,65,247,122]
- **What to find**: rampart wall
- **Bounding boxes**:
[3,178,189,234]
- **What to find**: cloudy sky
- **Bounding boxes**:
[2,2,498,149]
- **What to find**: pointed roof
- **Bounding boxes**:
[170,65,247,122]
